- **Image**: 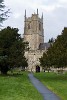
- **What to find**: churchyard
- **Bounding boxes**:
[34,72,67,100]
[0,69,67,100]
[0,71,43,100]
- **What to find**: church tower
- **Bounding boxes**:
[23,9,44,50]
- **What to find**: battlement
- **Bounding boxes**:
[23,9,44,50]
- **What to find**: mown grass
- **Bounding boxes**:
[0,72,43,100]
[34,72,67,100]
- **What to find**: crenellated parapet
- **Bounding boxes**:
[23,9,50,72]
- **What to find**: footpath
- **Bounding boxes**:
[28,73,61,100]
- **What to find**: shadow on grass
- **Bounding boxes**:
[0,72,23,77]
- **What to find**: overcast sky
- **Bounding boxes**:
[3,0,67,42]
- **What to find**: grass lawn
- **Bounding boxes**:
[0,72,43,100]
[34,72,67,100]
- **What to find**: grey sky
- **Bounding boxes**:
[3,0,67,42]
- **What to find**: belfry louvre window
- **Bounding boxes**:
[39,23,41,30]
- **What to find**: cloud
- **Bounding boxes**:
[59,0,67,3]
[13,13,21,19]
[3,0,67,42]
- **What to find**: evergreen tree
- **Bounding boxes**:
[0,0,10,26]
[0,26,28,74]
[40,27,67,72]
[48,37,55,43]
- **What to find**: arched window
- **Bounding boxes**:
[39,23,41,31]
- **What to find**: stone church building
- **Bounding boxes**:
[23,9,50,72]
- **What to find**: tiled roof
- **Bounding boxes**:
[39,43,50,50]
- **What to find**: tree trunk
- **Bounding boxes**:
[1,66,8,75]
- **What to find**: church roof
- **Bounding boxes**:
[39,43,50,50]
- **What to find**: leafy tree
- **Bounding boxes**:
[48,27,67,69]
[39,52,51,72]
[0,0,10,26]
[40,27,67,73]
[0,26,28,74]
[48,37,55,43]
[39,52,47,69]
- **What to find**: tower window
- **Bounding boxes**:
[28,24,30,29]
[39,23,41,31]
[28,23,31,29]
